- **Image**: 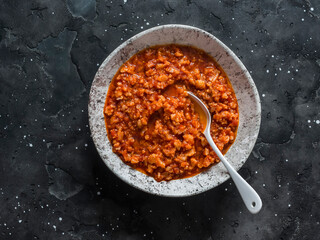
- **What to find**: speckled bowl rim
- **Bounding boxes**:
[89,24,261,197]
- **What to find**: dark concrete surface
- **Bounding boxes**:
[0,0,320,239]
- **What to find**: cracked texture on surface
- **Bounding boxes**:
[0,0,319,239]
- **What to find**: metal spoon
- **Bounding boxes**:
[188,91,262,214]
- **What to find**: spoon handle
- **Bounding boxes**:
[205,133,262,214]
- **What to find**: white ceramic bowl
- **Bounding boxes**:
[88,24,261,197]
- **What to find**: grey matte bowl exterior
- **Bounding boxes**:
[88,24,261,197]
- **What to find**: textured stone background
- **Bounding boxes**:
[0,0,320,239]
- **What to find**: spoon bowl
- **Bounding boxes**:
[188,91,262,214]
[89,24,261,197]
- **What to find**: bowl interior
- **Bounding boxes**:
[88,25,261,197]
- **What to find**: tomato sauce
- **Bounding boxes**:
[104,44,239,181]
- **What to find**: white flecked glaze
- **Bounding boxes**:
[88,25,261,197]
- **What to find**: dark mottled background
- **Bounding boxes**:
[0,0,320,239]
